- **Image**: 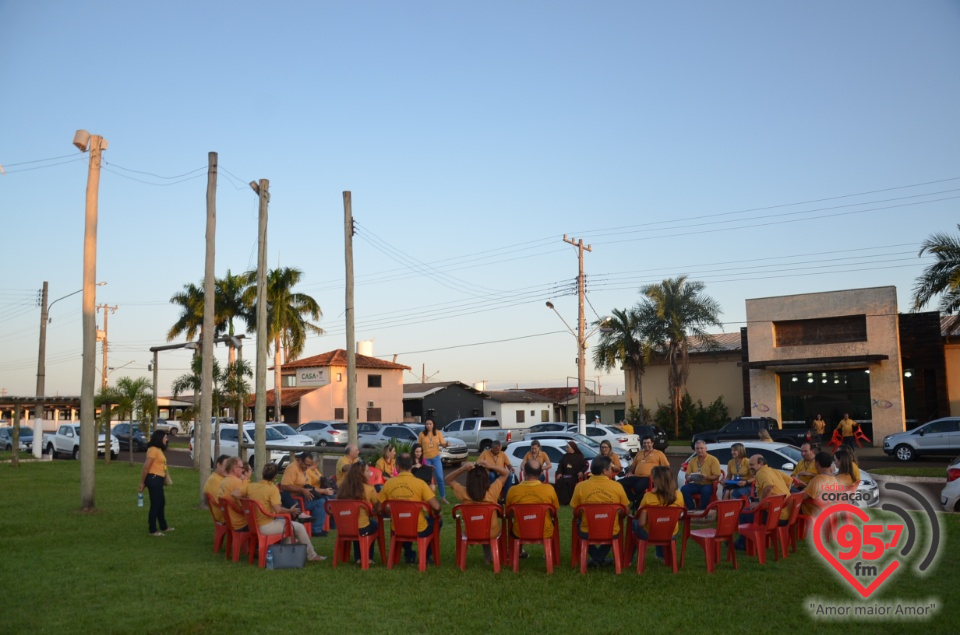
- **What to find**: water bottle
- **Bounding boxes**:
[137,492,144,508]
[266,549,274,570]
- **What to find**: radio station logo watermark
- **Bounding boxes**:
[805,482,943,621]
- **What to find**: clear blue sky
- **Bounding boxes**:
[2,1,958,402]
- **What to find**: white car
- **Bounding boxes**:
[297,420,348,446]
[190,423,289,467]
[677,441,880,508]
[941,456,960,513]
[525,431,631,469]
[267,423,316,450]
[579,424,640,455]
[504,438,600,483]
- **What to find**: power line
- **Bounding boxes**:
[388,330,568,356]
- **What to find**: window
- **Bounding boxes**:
[481,420,499,429]
[516,410,525,423]
[282,374,297,387]
[367,374,382,388]
[334,408,344,420]
[446,421,462,432]
[336,373,343,382]
[541,410,550,422]
[775,315,867,347]
[366,407,382,422]
[464,420,477,431]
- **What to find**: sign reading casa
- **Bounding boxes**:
[297,368,330,387]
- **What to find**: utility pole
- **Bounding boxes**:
[96,304,118,390]
[199,151,217,503]
[74,129,107,511]
[251,179,269,478]
[344,191,357,445]
[564,234,592,435]
[34,282,48,459]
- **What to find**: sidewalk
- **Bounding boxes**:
[664,442,886,458]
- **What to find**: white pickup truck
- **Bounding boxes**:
[441,418,512,453]
[43,423,119,460]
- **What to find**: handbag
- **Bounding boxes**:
[269,543,307,569]
[163,473,173,486]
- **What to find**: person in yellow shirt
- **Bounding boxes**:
[445,460,509,564]
[337,461,381,563]
[378,452,441,565]
[218,457,250,531]
[336,444,360,487]
[619,420,634,435]
[838,414,858,448]
[203,454,230,523]
[418,419,450,504]
[802,452,839,516]
[570,455,630,567]
[791,443,819,491]
[633,466,685,558]
[246,463,325,562]
[505,459,560,546]
[621,436,670,505]
[599,440,622,475]
[734,454,793,551]
[681,441,721,511]
[375,444,399,485]
[477,440,516,501]
[139,430,172,537]
[520,440,552,482]
[812,414,826,444]
[833,448,859,487]
[281,452,332,537]
[723,443,752,500]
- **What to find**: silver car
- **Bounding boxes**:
[297,420,348,446]
[883,417,960,462]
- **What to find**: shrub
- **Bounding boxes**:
[652,393,729,438]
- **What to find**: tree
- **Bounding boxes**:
[215,269,254,365]
[243,267,323,418]
[167,282,205,342]
[172,356,224,465]
[592,307,651,422]
[107,377,154,463]
[639,276,723,438]
[912,224,960,333]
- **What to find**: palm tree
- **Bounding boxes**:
[223,358,253,427]
[593,307,651,422]
[167,282,205,342]
[216,269,254,365]
[108,377,154,463]
[243,267,323,418]
[912,224,960,333]
[639,276,723,438]
[172,356,225,464]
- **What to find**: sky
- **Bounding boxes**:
[1,1,959,403]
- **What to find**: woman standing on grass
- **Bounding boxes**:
[418,419,450,504]
[139,430,172,537]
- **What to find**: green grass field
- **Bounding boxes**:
[870,466,949,478]
[1,458,956,634]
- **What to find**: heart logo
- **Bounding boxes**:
[812,503,900,599]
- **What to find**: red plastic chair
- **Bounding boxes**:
[625,505,685,574]
[451,503,505,572]
[853,426,871,447]
[325,499,386,570]
[504,503,560,574]
[826,429,843,451]
[367,466,385,487]
[680,498,744,573]
[777,492,806,558]
[219,496,250,562]
[382,500,441,572]
[689,470,725,510]
[572,504,628,574]
[797,482,857,545]
[240,498,295,568]
[737,494,786,565]
[205,493,229,555]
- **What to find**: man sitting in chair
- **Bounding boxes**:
[681,441,722,511]
[570,455,630,567]
[378,452,441,565]
[281,451,332,537]
[247,463,325,562]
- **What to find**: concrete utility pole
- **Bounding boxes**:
[199,151,217,503]
[34,282,48,459]
[74,129,107,511]
[564,234,592,435]
[97,304,118,390]
[344,191,357,445]
[251,179,269,478]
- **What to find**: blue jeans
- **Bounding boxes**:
[681,483,713,511]
[281,491,327,535]
[491,471,517,503]
[354,518,378,562]
[425,456,445,499]
[724,485,751,500]
[402,516,441,563]
[632,521,674,559]
[145,473,167,534]
[619,476,650,503]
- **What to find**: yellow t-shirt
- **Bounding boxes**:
[204,472,226,523]
[802,474,838,516]
[145,447,166,477]
[631,449,670,477]
[504,479,559,538]
[684,454,722,481]
[336,455,358,487]
[792,459,818,485]
[727,458,750,479]
[639,490,685,536]
[451,479,505,537]
[813,418,826,435]
[570,475,630,535]
[839,418,857,437]
[604,453,623,474]
[754,466,791,521]
[378,472,437,533]
[376,457,397,478]
[477,449,512,470]
[418,432,446,459]
[521,450,552,472]
[218,474,249,530]
[246,481,282,527]
[281,461,308,489]
[353,483,379,530]
[620,423,634,435]
[306,466,325,490]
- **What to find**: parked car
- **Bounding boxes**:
[297,420,348,446]
[941,456,960,513]
[525,431,630,466]
[677,441,880,509]
[359,424,468,466]
[576,424,640,456]
[153,419,182,436]
[190,423,289,468]
[883,417,960,462]
[43,424,119,460]
[0,427,33,452]
[503,438,600,483]
[614,423,669,452]
[691,416,810,449]
[441,418,512,453]
[526,423,569,435]
[111,423,148,452]
[267,423,316,450]
[403,424,469,466]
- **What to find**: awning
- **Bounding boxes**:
[740,354,889,370]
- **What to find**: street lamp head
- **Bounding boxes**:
[545,301,555,310]
[97,281,107,287]
[73,130,91,152]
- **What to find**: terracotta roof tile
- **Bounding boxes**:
[279,349,411,371]
[245,387,315,408]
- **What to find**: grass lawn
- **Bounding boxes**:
[1,459,957,634]
[870,466,949,478]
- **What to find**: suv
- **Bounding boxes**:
[883,417,960,462]
[297,421,348,446]
[691,416,810,449]
[111,423,148,452]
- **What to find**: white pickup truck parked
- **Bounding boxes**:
[43,423,119,460]
[441,418,512,453]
